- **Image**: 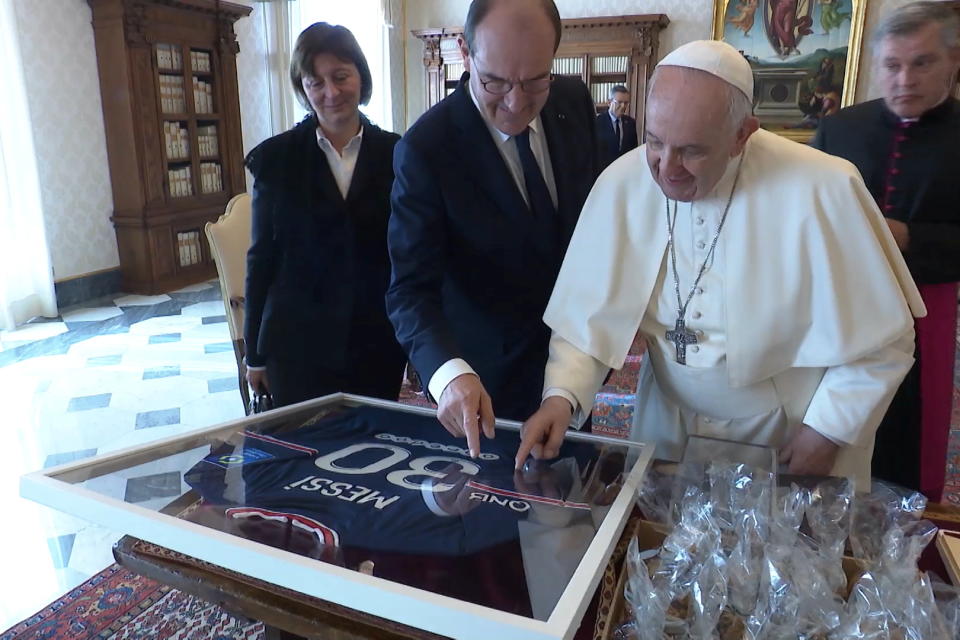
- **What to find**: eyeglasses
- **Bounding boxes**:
[473,61,554,95]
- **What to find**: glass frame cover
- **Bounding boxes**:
[20,394,652,640]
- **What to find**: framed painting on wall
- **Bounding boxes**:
[712,0,866,141]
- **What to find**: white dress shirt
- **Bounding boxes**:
[316,125,364,198]
[427,81,558,403]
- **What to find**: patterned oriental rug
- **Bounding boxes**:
[0,564,263,640]
[0,527,634,640]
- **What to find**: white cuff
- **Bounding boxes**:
[428,358,476,402]
[242,357,266,372]
[543,388,586,430]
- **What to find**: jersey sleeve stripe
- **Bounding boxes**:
[466,480,591,510]
[243,431,319,455]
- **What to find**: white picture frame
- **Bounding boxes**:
[21,394,652,640]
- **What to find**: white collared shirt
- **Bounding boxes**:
[427,80,558,403]
[467,80,558,208]
[316,125,364,198]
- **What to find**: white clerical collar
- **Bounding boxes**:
[468,77,542,145]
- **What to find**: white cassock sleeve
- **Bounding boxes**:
[541,332,611,429]
[802,326,916,448]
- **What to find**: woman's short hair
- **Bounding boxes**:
[290,22,373,110]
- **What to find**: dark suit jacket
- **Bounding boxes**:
[595,112,638,171]
[244,114,405,396]
[386,74,599,420]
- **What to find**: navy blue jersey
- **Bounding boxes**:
[184,405,598,557]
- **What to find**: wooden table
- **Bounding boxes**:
[113,517,637,640]
[113,536,450,640]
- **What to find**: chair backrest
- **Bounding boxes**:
[207,193,253,412]
[205,193,251,344]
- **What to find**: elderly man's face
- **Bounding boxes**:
[645,67,753,202]
[460,3,556,137]
[878,22,960,119]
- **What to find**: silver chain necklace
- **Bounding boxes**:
[664,153,745,364]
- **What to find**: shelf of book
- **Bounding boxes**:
[89,0,250,294]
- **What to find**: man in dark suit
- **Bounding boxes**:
[387,0,598,456]
[595,84,638,170]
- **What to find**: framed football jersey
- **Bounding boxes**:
[20,395,652,640]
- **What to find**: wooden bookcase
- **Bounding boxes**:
[88,0,251,294]
[413,14,669,134]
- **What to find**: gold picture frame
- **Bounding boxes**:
[712,0,866,142]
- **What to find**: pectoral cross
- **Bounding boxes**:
[665,317,698,365]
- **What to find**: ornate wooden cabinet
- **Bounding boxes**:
[412,14,669,133]
[88,0,250,294]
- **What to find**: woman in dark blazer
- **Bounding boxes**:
[243,22,405,407]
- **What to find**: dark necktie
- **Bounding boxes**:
[614,118,622,152]
[514,128,556,218]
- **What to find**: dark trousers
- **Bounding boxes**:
[871,358,922,492]
[266,334,405,408]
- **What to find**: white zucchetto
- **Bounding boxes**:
[656,40,754,99]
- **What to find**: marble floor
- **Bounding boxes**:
[0,280,246,632]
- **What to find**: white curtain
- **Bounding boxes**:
[0,0,56,331]
[262,0,299,135]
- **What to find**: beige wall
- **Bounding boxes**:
[13,0,117,281]
[401,0,918,130]
[234,1,272,192]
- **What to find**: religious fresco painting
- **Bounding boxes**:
[713,0,866,141]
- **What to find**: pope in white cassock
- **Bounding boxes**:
[515,40,926,489]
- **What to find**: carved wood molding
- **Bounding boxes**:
[121,0,148,46]
[146,0,250,21]
[419,34,442,69]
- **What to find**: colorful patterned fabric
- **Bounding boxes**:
[0,563,258,640]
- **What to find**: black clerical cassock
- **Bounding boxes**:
[812,97,960,501]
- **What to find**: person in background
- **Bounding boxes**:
[596,84,638,171]
[386,0,598,457]
[811,1,960,501]
[243,22,405,407]
[516,40,925,490]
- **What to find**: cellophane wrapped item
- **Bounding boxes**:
[616,463,955,640]
[618,536,668,640]
[638,463,681,527]
[849,482,927,566]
